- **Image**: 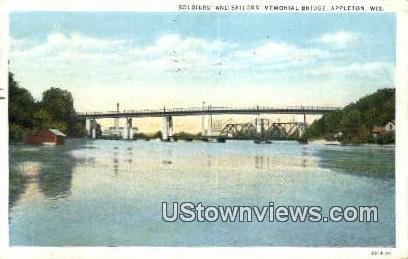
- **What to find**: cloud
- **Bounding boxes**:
[145,33,227,54]
[12,33,124,56]
[11,32,332,78]
[127,33,230,73]
[304,61,394,79]
[10,32,230,76]
[234,41,331,67]
[310,31,360,48]
[9,31,394,111]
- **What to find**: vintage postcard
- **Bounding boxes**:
[0,0,407,258]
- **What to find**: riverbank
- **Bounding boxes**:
[308,138,396,147]
[308,139,342,145]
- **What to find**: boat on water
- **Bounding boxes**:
[325,142,341,145]
[216,138,226,143]
[42,142,57,146]
[254,139,272,144]
[308,139,341,145]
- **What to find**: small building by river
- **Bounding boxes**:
[384,121,395,132]
[25,128,66,145]
[371,121,395,138]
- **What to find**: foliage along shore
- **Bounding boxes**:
[304,88,395,145]
[9,72,86,141]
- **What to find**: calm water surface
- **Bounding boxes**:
[9,139,395,246]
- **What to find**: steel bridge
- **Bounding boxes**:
[220,120,306,139]
[75,105,341,140]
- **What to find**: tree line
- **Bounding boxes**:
[304,88,395,144]
[9,72,86,141]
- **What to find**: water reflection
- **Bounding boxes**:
[9,163,29,207]
[207,154,212,167]
[254,155,312,170]
[9,140,92,207]
[38,155,74,199]
[73,157,96,168]
[9,139,395,246]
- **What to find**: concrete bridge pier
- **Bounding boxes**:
[255,116,261,134]
[162,115,173,141]
[255,117,267,137]
[299,125,306,137]
[85,119,91,137]
[299,113,307,137]
[90,119,97,139]
[124,118,133,140]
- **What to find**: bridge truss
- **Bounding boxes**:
[220,121,305,139]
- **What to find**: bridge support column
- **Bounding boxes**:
[202,115,208,136]
[162,116,173,141]
[207,115,213,136]
[255,116,261,134]
[90,119,97,139]
[255,117,266,137]
[299,113,307,137]
[124,118,133,140]
[86,119,91,137]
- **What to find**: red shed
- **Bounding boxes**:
[25,129,66,145]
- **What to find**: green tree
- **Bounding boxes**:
[71,119,87,138]
[8,73,36,141]
[40,87,85,137]
[32,107,53,132]
[152,131,163,139]
[304,88,395,144]
[41,87,74,121]
[8,73,87,141]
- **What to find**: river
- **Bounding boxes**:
[9,139,395,246]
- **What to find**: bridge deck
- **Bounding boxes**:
[76,106,341,119]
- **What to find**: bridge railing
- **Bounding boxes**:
[76,105,341,116]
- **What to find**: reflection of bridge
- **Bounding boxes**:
[75,105,341,140]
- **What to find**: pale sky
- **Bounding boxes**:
[9,12,396,132]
